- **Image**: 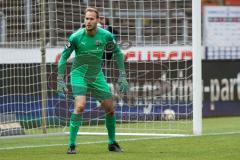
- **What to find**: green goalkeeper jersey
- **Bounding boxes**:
[58,27,125,99]
[58,27,125,82]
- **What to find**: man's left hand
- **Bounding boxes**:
[118,73,129,94]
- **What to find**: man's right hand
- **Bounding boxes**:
[57,75,68,97]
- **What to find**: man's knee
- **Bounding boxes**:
[74,106,84,114]
[74,96,86,114]
[101,99,115,116]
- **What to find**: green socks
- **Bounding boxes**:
[68,113,82,146]
[105,114,116,145]
[68,113,116,146]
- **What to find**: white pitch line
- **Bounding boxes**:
[0,131,240,151]
[0,136,178,151]
[202,131,240,136]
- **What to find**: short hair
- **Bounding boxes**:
[84,7,99,18]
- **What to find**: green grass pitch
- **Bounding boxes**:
[0,117,239,160]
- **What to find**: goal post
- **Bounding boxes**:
[0,0,202,138]
[40,0,47,134]
[192,0,202,135]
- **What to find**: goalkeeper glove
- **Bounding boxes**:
[57,75,68,97]
[118,72,129,94]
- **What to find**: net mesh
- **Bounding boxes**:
[0,0,193,136]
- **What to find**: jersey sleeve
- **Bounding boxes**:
[109,34,126,75]
[57,35,75,76]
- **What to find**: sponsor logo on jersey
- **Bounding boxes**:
[96,40,100,46]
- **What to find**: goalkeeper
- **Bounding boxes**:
[57,7,128,154]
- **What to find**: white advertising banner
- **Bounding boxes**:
[123,46,192,61]
[204,6,240,47]
[0,46,192,63]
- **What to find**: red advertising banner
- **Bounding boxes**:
[225,0,240,5]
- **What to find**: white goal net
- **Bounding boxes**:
[0,0,201,137]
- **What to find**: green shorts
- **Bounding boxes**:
[70,71,112,101]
